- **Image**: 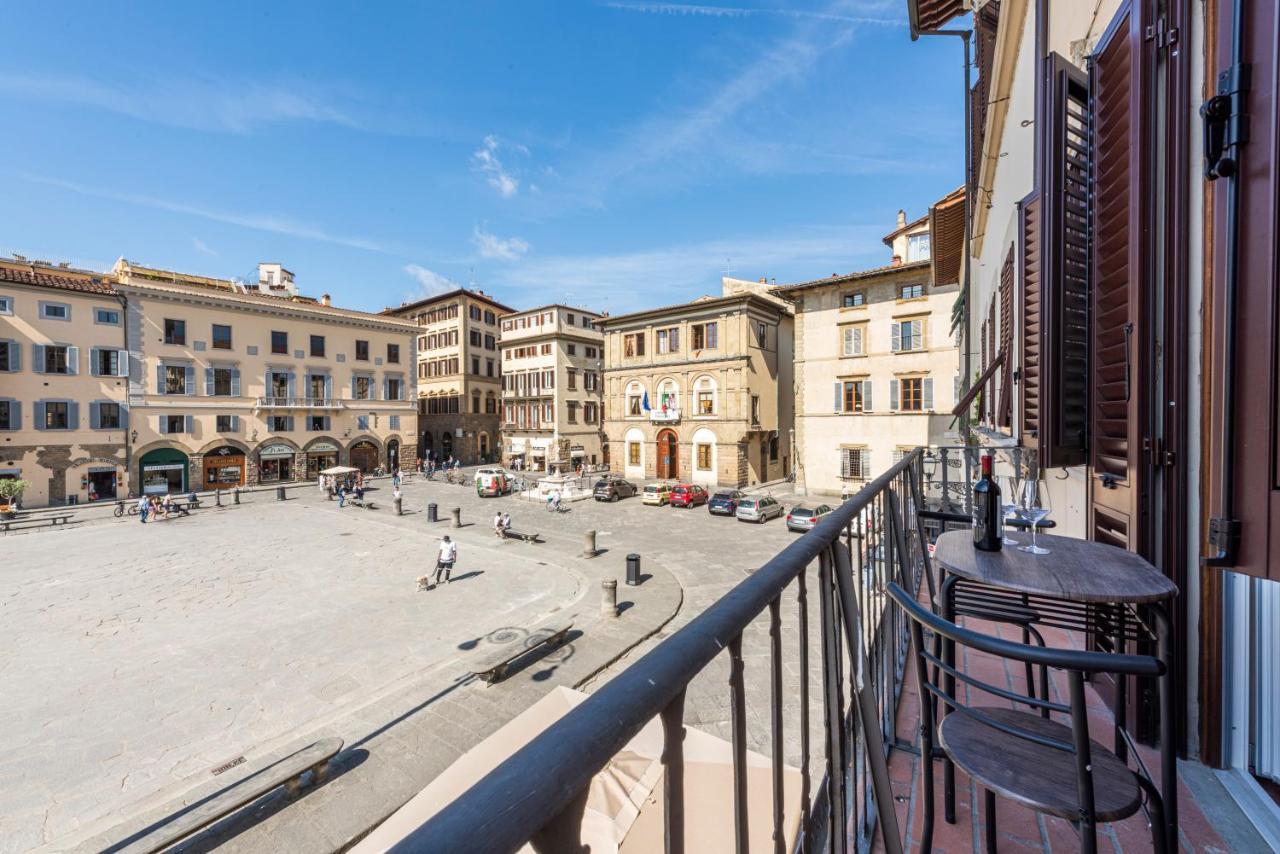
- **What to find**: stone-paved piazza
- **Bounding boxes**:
[0,475,798,852]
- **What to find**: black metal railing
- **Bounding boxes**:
[391,450,931,854]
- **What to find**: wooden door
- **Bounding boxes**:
[657,430,678,480]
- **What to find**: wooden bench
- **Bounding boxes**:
[1,513,75,533]
[470,623,573,685]
[101,737,343,854]
[348,496,377,510]
[501,528,543,543]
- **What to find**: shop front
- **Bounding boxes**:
[305,441,341,479]
[85,466,120,501]
[349,440,379,474]
[140,448,188,495]
[258,442,297,483]
[387,439,401,471]
[203,445,246,488]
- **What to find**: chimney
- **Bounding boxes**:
[896,209,907,228]
[892,255,903,267]
[320,293,331,307]
[758,276,767,284]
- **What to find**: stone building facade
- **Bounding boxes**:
[599,291,794,488]
[385,289,512,465]
[0,261,130,507]
[499,304,605,471]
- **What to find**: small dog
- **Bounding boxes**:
[416,575,433,591]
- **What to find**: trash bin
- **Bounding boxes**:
[276,486,286,501]
[626,553,641,586]
[428,502,438,522]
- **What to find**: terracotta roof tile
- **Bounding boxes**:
[774,259,932,293]
[0,265,114,295]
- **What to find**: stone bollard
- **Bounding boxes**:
[428,502,438,522]
[233,487,241,505]
[583,529,598,558]
[395,496,403,516]
[451,507,461,528]
[601,579,618,618]
[626,553,641,586]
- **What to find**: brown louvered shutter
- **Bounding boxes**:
[1019,192,1042,442]
[1087,2,1143,551]
[979,317,988,422]
[997,246,1014,427]
[1039,54,1091,468]
[1206,0,1279,579]
[987,299,997,423]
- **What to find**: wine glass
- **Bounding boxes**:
[1019,478,1051,555]
[1000,469,1024,546]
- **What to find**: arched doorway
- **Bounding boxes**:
[350,441,379,473]
[441,431,453,460]
[422,431,434,462]
[139,448,189,495]
[478,432,489,462]
[656,429,679,480]
[386,439,400,471]
[203,445,246,488]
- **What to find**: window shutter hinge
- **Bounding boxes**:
[1205,517,1242,567]
[1202,62,1251,180]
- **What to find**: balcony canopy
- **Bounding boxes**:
[907,0,969,38]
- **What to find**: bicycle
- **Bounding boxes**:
[113,501,139,517]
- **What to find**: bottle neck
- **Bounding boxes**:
[980,455,993,477]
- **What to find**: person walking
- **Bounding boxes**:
[337,484,346,508]
[493,510,504,539]
[138,493,150,524]
[419,536,457,590]
[392,467,401,488]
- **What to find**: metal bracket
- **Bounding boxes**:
[1201,63,1251,180]
[1205,517,1242,567]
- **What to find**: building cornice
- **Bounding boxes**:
[596,293,785,329]
[972,0,1030,258]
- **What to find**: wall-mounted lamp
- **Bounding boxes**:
[130,429,138,444]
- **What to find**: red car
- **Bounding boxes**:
[669,483,709,508]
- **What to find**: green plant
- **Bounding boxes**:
[0,479,29,502]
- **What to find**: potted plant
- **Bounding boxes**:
[0,479,28,520]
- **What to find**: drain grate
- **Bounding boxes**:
[211,756,246,776]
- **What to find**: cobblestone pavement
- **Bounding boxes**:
[4,473,806,853]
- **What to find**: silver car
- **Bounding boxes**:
[736,496,785,524]
[786,504,833,532]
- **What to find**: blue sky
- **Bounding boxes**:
[1,1,963,314]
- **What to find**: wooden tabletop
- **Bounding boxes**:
[934,530,1178,604]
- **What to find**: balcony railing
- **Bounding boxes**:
[649,407,680,423]
[254,396,415,409]
[393,450,928,853]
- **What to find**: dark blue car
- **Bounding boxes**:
[708,489,747,516]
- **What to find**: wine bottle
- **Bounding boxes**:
[973,452,1003,551]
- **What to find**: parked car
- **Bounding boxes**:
[669,483,709,508]
[594,478,638,502]
[736,496,785,524]
[641,483,673,506]
[474,467,512,497]
[707,490,747,516]
[786,504,834,533]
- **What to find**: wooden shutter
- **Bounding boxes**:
[997,246,1014,427]
[987,299,997,423]
[1038,52,1091,468]
[1087,3,1144,550]
[1206,0,1280,579]
[1019,191,1043,443]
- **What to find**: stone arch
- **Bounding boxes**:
[655,376,681,413]
[347,435,382,473]
[692,374,719,416]
[623,426,645,479]
[196,437,252,456]
[301,435,343,454]
[691,427,718,485]
[254,436,301,453]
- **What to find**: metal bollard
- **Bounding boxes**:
[626,553,641,586]
[395,496,403,516]
[583,529,598,558]
[215,489,222,507]
[601,579,618,618]
[276,486,286,501]
[233,487,241,505]
[428,502,438,522]
[451,507,461,528]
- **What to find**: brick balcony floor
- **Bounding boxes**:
[875,613,1231,853]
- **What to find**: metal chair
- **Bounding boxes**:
[887,581,1168,854]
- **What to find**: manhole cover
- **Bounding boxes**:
[211,756,246,776]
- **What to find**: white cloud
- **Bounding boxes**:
[471,226,530,261]
[17,172,388,253]
[404,264,457,299]
[600,1,903,26]
[0,72,359,135]
[192,238,218,257]
[471,135,521,198]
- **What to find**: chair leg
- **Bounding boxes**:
[1137,776,1169,854]
[1021,626,1036,700]
[984,789,998,854]
[920,724,936,853]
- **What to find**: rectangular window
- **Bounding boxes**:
[165,365,187,394]
[311,335,326,357]
[484,310,496,325]
[697,389,714,415]
[97,402,121,429]
[217,414,234,432]
[900,284,925,300]
[624,333,646,357]
[469,330,481,347]
[269,415,291,432]
[166,414,186,434]
[842,380,865,413]
[567,369,577,391]
[471,356,480,375]
[567,343,577,356]
[842,292,865,308]
[841,325,865,357]
[691,322,718,350]
[892,319,924,352]
[0,296,11,314]
[95,349,122,377]
[541,343,552,355]
[95,308,121,325]
[900,377,923,411]
[628,394,642,416]
[906,233,931,262]
[566,313,576,326]
[840,448,870,480]
[308,415,327,431]
[470,305,482,321]
[583,401,597,423]
[354,376,373,400]
[486,359,494,377]
[164,318,186,345]
[656,327,680,354]
[756,322,767,347]
[751,394,760,425]
[385,343,400,364]
[212,368,233,396]
[628,442,641,466]
[271,330,288,354]
[212,324,232,350]
[355,340,369,361]
[697,443,712,470]
[387,378,402,400]
[567,401,578,423]
[44,345,70,374]
[44,401,69,429]
[40,302,70,320]
[0,342,11,372]
[484,334,495,351]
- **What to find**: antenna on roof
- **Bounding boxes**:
[468,266,476,289]
[722,258,735,277]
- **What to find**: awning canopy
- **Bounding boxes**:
[320,466,361,475]
[907,0,969,38]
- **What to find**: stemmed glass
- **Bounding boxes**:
[1000,467,1024,546]
[1019,478,1051,555]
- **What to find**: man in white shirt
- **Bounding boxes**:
[418,536,458,590]
[493,511,504,539]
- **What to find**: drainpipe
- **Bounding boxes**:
[116,289,131,495]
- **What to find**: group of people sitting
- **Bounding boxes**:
[492,511,513,538]
[318,473,367,507]
[136,492,189,523]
